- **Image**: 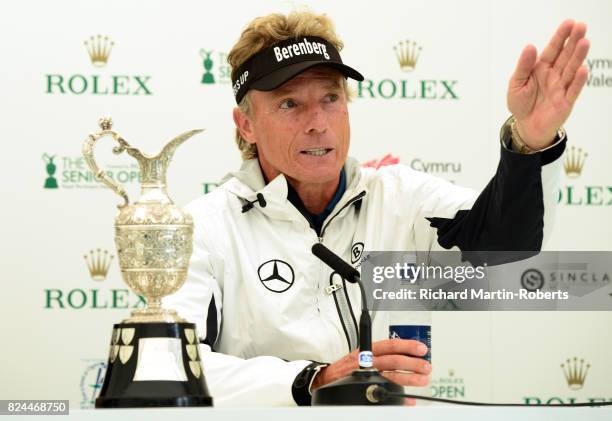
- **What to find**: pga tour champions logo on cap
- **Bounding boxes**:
[273,37,330,62]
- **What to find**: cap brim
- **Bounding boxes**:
[249,60,364,92]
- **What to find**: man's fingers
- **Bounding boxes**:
[561,38,590,87]
[510,45,537,85]
[540,19,574,64]
[381,370,431,387]
[373,354,431,374]
[566,65,589,104]
[553,22,587,73]
[372,338,428,357]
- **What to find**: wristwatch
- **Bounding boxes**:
[503,115,566,154]
[510,117,537,154]
[291,361,329,406]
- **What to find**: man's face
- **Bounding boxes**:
[238,66,350,185]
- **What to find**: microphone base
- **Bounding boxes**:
[312,369,404,406]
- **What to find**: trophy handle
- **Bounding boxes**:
[82,119,132,208]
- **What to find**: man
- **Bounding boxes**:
[165,12,589,406]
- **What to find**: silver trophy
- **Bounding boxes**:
[82,117,212,407]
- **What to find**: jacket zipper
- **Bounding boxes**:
[319,190,366,352]
[319,190,366,240]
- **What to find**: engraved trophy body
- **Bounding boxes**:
[82,118,212,408]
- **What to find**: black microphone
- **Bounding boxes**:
[312,243,371,364]
[312,243,359,283]
[310,243,403,406]
[241,193,267,213]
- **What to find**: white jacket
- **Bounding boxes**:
[164,130,565,406]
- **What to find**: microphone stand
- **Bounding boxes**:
[311,244,404,405]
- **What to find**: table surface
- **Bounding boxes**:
[14,406,612,421]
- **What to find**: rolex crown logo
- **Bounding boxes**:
[84,35,114,67]
[561,357,590,390]
[564,146,587,178]
[84,248,114,281]
[394,40,422,72]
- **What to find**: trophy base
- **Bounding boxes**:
[97,390,213,408]
[96,322,213,408]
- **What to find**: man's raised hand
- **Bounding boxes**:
[507,20,590,149]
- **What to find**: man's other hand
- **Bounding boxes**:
[311,339,431,405]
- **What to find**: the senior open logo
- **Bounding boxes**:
[257,259,295,293]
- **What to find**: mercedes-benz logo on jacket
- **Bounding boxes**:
[257,259,295,293]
